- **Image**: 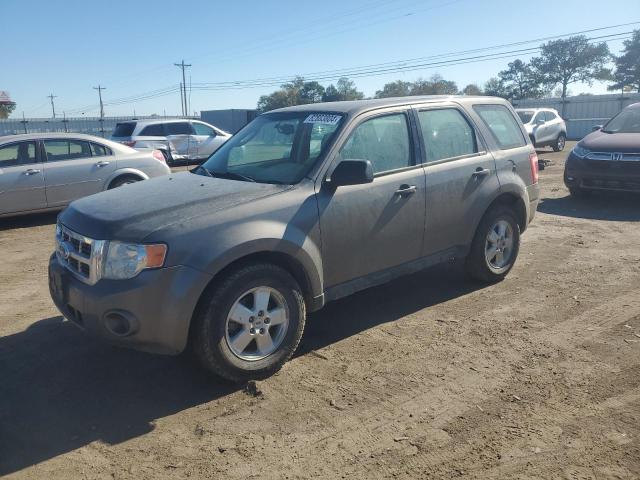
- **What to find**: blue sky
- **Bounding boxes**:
[3,0,639,117]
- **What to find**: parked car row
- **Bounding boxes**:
[110,119,231,165]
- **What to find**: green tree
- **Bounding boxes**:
[411,74,458,95]
[257,76,326,112]
[608,30,640,93]
[374,80,413,98]
[462,83,483,96]
[498,59,545,99]
[530,35,610,114]
[483,77,509,98]
[322,77,364,102]
[0,103,16,119]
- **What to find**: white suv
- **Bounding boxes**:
[516,108,567,151]
[111,119,231,165]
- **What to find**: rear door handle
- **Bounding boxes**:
[24,168,41,175]
[95,161,110,167]
[472,168,491,178]
[395,184,417,196]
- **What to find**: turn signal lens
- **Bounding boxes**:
[144,244,167,268]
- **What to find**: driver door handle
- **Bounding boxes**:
[95,161,110,167]
[395,184,417,196]
[472,167,491,178]
[24,168,41,175]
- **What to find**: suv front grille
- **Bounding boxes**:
[55,224,105,285]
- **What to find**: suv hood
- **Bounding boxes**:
[59,172,290,241]
[580,130,640,153]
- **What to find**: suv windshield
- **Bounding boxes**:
[516,111,534,124]
[198,112,344,184]
[602,108,640,134]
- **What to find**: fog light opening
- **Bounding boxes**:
[104,312,135,337]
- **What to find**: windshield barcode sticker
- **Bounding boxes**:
[304,114,342,125]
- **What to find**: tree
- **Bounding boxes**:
[462,83,483,96]
[0,103,16,119]
[483,77,509,98]
[375,80,413,98]
[498,59,545,99]
[257,76,325,112]
[322,77,364,102]
[608,30,640,93]
[530,35,610,115]
[411,74,458,95]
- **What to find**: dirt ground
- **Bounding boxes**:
[1,141,639,479]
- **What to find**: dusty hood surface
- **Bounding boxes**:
[59,172,290,241]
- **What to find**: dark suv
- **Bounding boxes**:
[49,96,539,381]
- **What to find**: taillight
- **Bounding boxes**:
[121,140,136,147]
[529,151,539,184]
[152,150,166,163]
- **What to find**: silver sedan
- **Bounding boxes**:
[0,133,171,217]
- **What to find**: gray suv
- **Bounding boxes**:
[49,96,539,381]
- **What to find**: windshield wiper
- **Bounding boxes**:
[208,170,257,183]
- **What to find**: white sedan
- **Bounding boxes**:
[0,132,170,217]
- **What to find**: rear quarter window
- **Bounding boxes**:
[112,122,136,137]
[474,105,526,150]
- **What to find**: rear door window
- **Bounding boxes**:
[165,122,194,135]
[112,122,136,137]
[545,111,557,121]
[417,108,478,163]
[139,124,165,136]
[0,141,37,168]
[473,105,526,150]
[44,140,92,162]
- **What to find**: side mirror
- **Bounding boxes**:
[327,159,374,187]
[592,125,603,132]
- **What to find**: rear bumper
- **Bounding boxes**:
[48,254,212,355]
[565,153,640,193]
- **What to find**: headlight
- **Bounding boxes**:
[572,144,590,158]
[103,241,167,280]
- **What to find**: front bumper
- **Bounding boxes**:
[565,152,640,193]
[48,254,212,355]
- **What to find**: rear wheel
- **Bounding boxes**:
[553,133,566,152]
[108,175,141,189]
[192,263,306,382]
[466,206,520,283]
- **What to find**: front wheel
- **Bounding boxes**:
[466,206,521,283]
[192,264,306,382]
[553,133,566,152]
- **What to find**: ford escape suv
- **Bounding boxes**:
[49,96,539,381]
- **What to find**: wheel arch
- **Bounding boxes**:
[104,168,149,189]
[471,190,528,242]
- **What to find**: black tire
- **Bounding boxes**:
[553,133,566,152]
[466,206,521,283]
[108,175,141,189]
[191,263,306,382]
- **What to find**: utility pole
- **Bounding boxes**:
[174,60,191,116]
[93,85,106,136]
[93,85,106,119]
[47,93,57,119]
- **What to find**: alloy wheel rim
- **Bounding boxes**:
[558,136,565,150]
[225,286,289,361]
[485,220,514,271]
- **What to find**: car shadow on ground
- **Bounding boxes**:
[0,211,58,231]
[538,192,640,222]
[0,262,482,475]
